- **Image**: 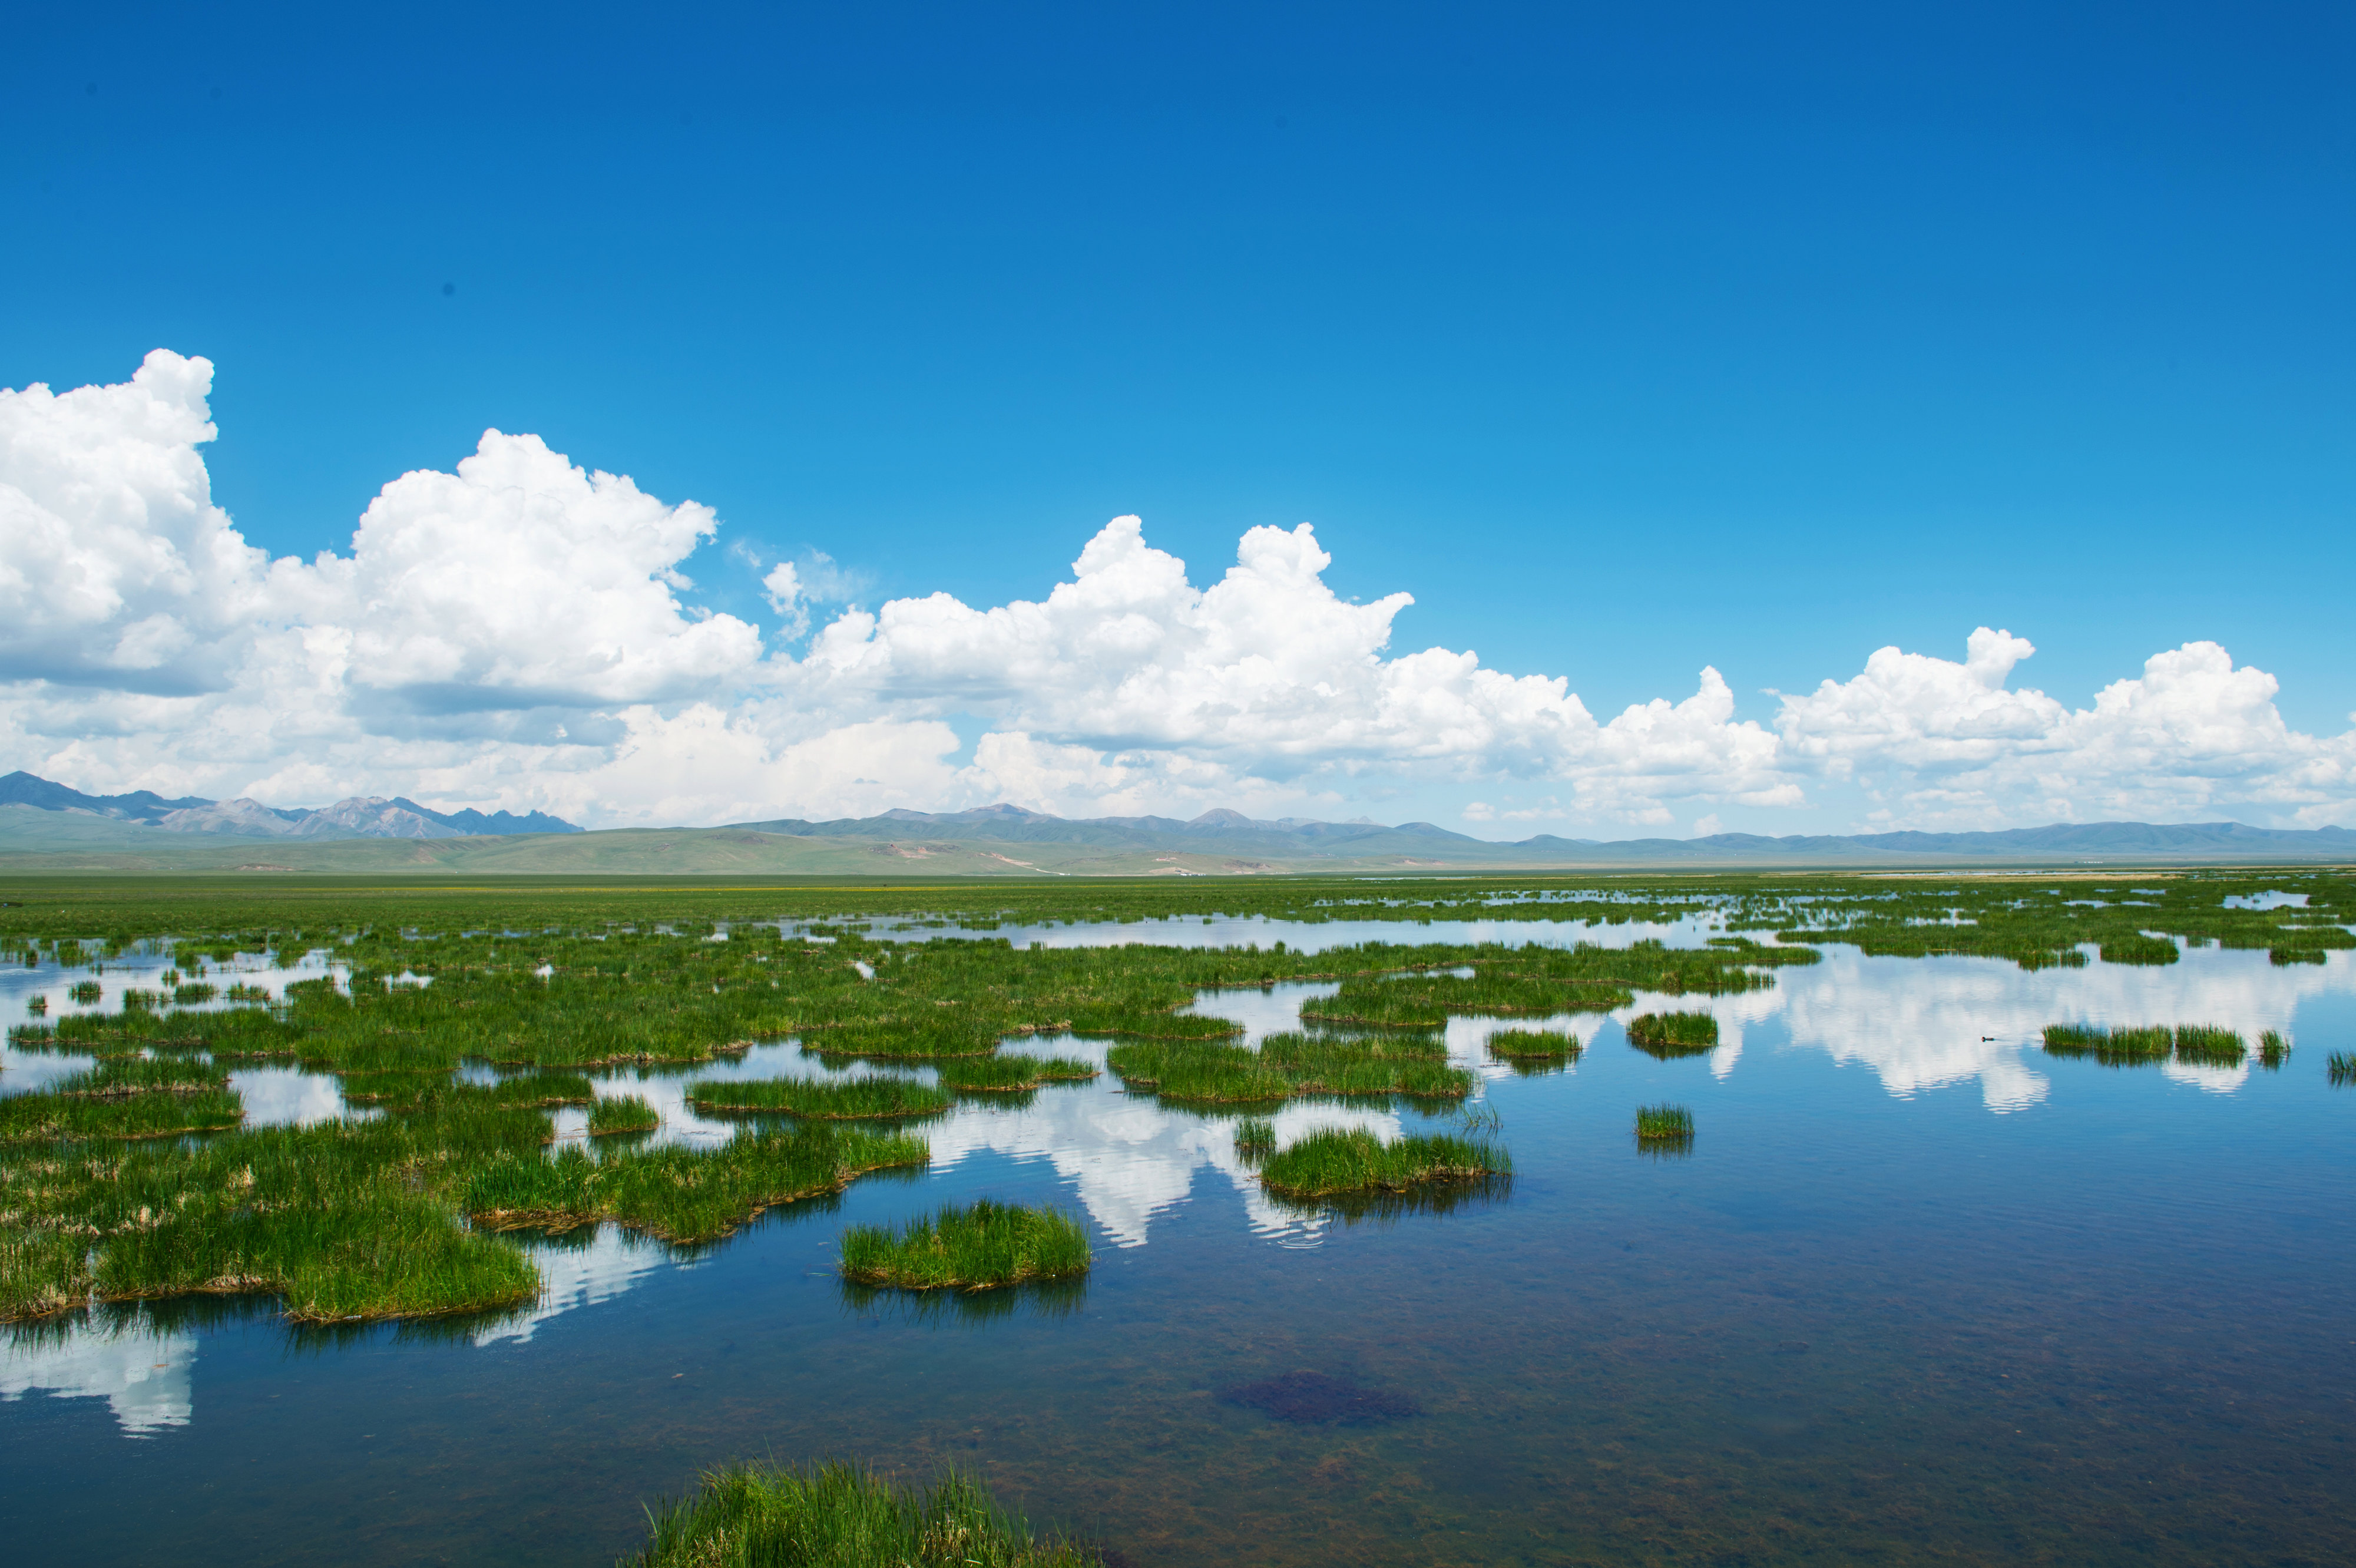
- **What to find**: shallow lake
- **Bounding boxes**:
[4,929,2354,1564]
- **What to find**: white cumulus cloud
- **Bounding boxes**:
[2,350,2352,834]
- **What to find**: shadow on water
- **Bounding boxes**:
[1218,1369,1422,1425]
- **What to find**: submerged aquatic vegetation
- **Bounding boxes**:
[1256,1127,1506,1198]
[1634,1104,1694,1142]
[625,1459,1103,1568]
[838,1199,1092,1291]
[1625,1011,1719,1057]
[686,1076,950,1120]
[588,1094,660,1136]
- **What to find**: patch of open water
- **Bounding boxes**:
[4,934,2354,1563]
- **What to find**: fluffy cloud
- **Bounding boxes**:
[2,350,2352,833]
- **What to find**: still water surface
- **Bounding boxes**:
[3,925,2353,1563]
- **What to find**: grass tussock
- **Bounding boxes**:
[1232,1116,1276,1160]
[1107,1033,1472,1105]
[1635,1104,1693,1142]
[1256,1127,1507,1198]
[2170,1025,2246,1067]
[588,1095,660,1136]
[1485,1028,1581,1062]
[1625,1011,1719,1057]
[624,1459,1103,1568]
[2328,1051,2356,1086]
[2258,1031,2292,1069]
[838,1199,1091,1292]
[686,1077,951,1120]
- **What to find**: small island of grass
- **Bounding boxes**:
[588,1094,660,1136]
[839,1198,1091,1292]
[1486,1028,1581,1062]
[1626,1012,1718,1058]
[934,1054,1098,1093]
[1256,1126,1506,1198]
[1635,1103,1693,1144]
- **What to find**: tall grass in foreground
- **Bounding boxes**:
[624,1459,1103,1568]
[1256,1127,1505,1198]
[838,1199,1091,1291]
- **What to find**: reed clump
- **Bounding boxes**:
[2170,1025,2246,1067]
[2258,1031,2292,1069]
[624,1459,1103,1568]
[1486,1028,1581,1062]
[838,1199,1091,1291]
[2041,1023,2173,1066]
[1625,1011,1719,1057]
[686,1076,951,1120]
[588,1095,660,1136]
[1256,1127,1507,1197]
[1232,1115,1276,1160]
[2328,1051,2356,1086]
[1635,1104,1694,1142]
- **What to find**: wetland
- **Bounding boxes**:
[1,868,2354,1563]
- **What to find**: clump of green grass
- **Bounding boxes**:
[1625,1011,1718,1057]
[2328,1051,2356,1086]
[1233,1116,1276,1160]
[588,1095,659,1136]
[934,1054,1099,1093]
[624,1459,1103,1568]
[2041,1023,2173,1065]
[2269,946,2327,965]
[221,982,272,1003]
[2171,1025,2246,1067]
[2099,935,2180,965]
[2259,1031,2292,1069]
[172,981,218,1004]
[812,1020,1005,1059]
[68,980,102,1004]
[1487,1028,1581,1062]
[1635,1104,1693,1142]
[687,1076,951,1120]
[838,1199,1091,1291]
[1256,1127,1507,1198]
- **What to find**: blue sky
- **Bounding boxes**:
[4,3,2352,833]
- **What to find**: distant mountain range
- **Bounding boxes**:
[0,771,580,841]
[0,770,2349,871]
[733,802,2356,864]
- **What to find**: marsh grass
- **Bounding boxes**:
[2170,1025,2246,1067]
[2099,935,2180,966]
[1635,1104,1693,1142]
[2259,1030,2292,1069]
[2328,1051,2356,1086]
[838,1199,1091,1292]
[625,1459,1103,1568]
[933,1054,1098,1093]
[465,1124,929,1242]
[1256,1127,1506,1198]
[1625,1011,1719,1058]
[1108,1034,1472,1104]
[588,1095,660,1136]
[1232,1115,1276,1161]
[2041,1023,2173,1066]
[1486,1028,1581,1063]
[686,1076,951,1120]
